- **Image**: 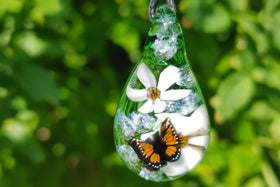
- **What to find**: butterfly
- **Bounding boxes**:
[129,117,207,171]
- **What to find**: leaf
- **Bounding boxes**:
[184,30,221,66]
[243,176,266,187]
[216,48,256,75]
[33,0,63,16]
[229,49,256,71]
[16,32,47,57]
[267,89,280,112]
[63,53,87,69]
[212,73,255,123]
[247,101,279,121]
[0,0,23,13]
[180,1,231,33]
[16,139,45,164]
[172,180,200,187]
[2,119,30,142]
[272,23,280,51]
[236,14,269,54]
[227,145,262,186]
[1,110,39,143]
[0,149,16,169]
[16,32,64,57]
[83,20,107,58]
[227,0,249,11]
[269,117,280,142]
[111,21,140,57]
[234,119,255,143]
[262,162,280,187]
[13,63,59,103]
[201,4,232,33]
[251,56,280,90]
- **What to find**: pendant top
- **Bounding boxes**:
[149,0,176,22]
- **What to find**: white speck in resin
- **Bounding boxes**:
[176,66,195,88]
[166,91,201,116]
[153,14,179,60]
[139,168,165,182]
[153,38,178,60]
[115,111,136,141]
[128,112,156,133]
[155,15,177,38]
[115,109,157,140]
[117,145,140,170]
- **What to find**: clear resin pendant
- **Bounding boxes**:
[114,5,210,182]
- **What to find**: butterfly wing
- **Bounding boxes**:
[160,117,181,162]
[129,138,165,171]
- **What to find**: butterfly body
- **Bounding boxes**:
[129,117,207,171]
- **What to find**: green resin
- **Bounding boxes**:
[114,5,210,182]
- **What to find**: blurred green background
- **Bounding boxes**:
[0,0,280,186]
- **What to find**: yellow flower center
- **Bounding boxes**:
[147,87,161,100]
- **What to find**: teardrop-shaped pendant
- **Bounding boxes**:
[114,5,210,182]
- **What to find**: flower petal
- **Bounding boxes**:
[154,99,166,113]
[157,65,180,91]
[188,105,209,131]
[155,105,209,136]
[126,85,148,102]
[140,132,157,141]
[160,89,191,101]
[188,136,209,147]
[137,63,157,89]
[138,99,154,113]
[162,146,203,177]
[182,146,204,171]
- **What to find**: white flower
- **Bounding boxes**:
[155,105,209,177]
[126,63,191,113]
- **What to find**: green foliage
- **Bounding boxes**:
[212,72,255,121]
[0,0,279,186]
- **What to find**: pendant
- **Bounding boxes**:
[113,4,210,182]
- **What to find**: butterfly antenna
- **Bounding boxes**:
[178,130,208,150]
[187,144,206,151]
[182,130,209,140]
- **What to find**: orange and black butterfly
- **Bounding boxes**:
[129,117,207,171]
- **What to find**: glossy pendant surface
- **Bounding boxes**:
[114,5,210,181]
